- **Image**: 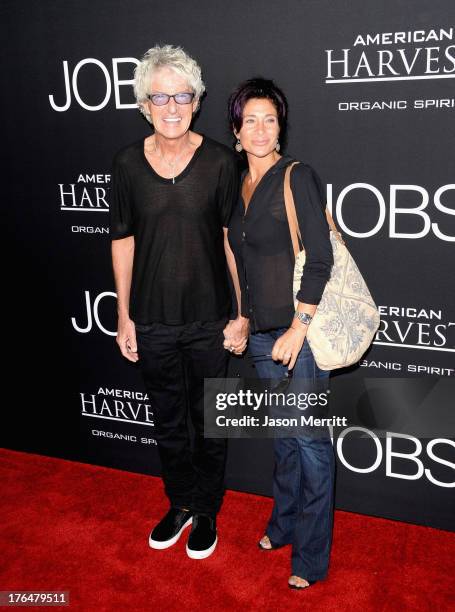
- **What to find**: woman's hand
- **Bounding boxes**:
[116,316,139,363]
[223,316,249,355]
[271,324,307,370]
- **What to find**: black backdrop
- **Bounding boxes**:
[3,0,454,531]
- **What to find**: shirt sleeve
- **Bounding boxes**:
[217,152,241,227]
[110,153,134,240]
[291,163,333,304]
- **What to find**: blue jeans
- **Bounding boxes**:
[249,328,335,580]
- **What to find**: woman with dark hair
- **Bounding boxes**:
[227,78,335,589]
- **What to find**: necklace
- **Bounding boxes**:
[153,139,189,184]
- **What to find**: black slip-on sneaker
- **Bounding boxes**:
[148,508,193,550]
[186,514,218,559]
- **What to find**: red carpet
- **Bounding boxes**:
[1,448,454,611]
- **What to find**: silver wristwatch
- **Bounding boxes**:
[294,311,313,326]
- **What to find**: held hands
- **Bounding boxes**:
[223,316,250,355]
[271,323,307,370]
[116,316,139,363]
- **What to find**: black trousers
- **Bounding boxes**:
[135,319,229,516]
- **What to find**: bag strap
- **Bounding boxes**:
[283,162,302,257]
[324,208,345,244]
[283,162,345,258]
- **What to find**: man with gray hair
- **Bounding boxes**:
[110,45,249,559]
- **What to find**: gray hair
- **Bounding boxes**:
[134,44,206,122]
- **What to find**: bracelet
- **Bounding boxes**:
[294,311,313,326]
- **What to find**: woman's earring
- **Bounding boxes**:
[235,139,243,153]
[275,140,281,152]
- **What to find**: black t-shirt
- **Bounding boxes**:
[110,136,240,325]
[228,157,333,333]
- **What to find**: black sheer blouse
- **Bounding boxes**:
[110,136,240,325]
[228,157,333,333]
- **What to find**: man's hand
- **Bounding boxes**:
[223,316,249,355]
[271,324,307,370]
[116,316,139,363]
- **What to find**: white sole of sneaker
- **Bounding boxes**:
[148,516,193,550]
[186,536,218,560]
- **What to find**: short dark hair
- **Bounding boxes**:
[228,77,288,133]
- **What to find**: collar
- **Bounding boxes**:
[240,155,296,181]
[269,155,295,174]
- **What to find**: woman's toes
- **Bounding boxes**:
[289,575,310,588]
